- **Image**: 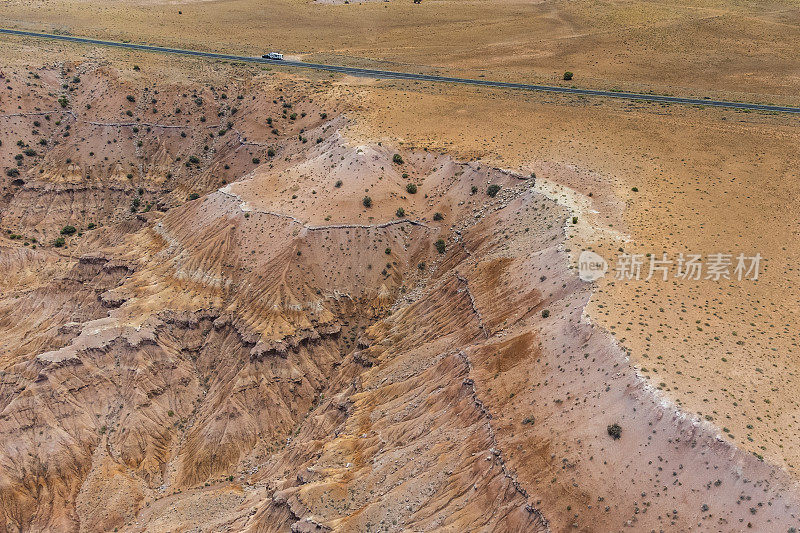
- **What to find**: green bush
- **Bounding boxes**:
[433,212,444,221]
[607,423,622,439]
[267,148,276,157]
[435,239,446,254]
[541,309,550,318]
[335,179,343,188]
[188,193,200,201]
[563,71,573,81]
[362,196,372,208]
[406,183,417,194]
[60,225,77,235]
[487,184,501,197]
[396,207,405,217]
[53,237,66,247]
[393,154,404,165]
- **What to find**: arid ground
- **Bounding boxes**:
[1,1,800,531]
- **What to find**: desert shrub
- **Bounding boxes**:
[396,207,405,217]
[487,184,501,197]
[60,225,77,235]
[572,216,578,224]
[563,71,573,81]
[393,154,404,165]
[433,212,444,221]
[541,309,550,318]
[607,423,622,439]
[406,183,417,194]
[471,185,478,194]
[385,247,391,255]
[188,193,200,201]
[267,148,276,157]
[435,239,446,254]
[362,196,372,208]
[335,179,343,188]
[126,95,136,102]
[252,157,261,164]
[53,237,65,247]
[6,168,19,177]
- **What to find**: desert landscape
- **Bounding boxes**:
[1,0,800,531]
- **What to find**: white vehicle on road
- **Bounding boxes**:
[262,52,283,60]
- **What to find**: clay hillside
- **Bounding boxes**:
[2,0,800,527]
[1,60,799,532]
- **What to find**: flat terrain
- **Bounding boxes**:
[2,0,800,102]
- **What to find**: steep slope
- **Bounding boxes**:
[1,64,800,533]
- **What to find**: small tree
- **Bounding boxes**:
[607,423,622,439]
[396,207,405,217]
[487,184,501,197]
[362,196,372,208]
[393,154,404,165]
[435,239,446,254]
[406,183,417,194]
[563,71,573,81]
[60,225,77,236]
[433,212,444,221]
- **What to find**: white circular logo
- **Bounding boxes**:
[578,250,608,282]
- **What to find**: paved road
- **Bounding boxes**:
[3,27,800,115]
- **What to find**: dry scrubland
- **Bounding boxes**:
[2,0,800,101]
[0,3,800,530]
